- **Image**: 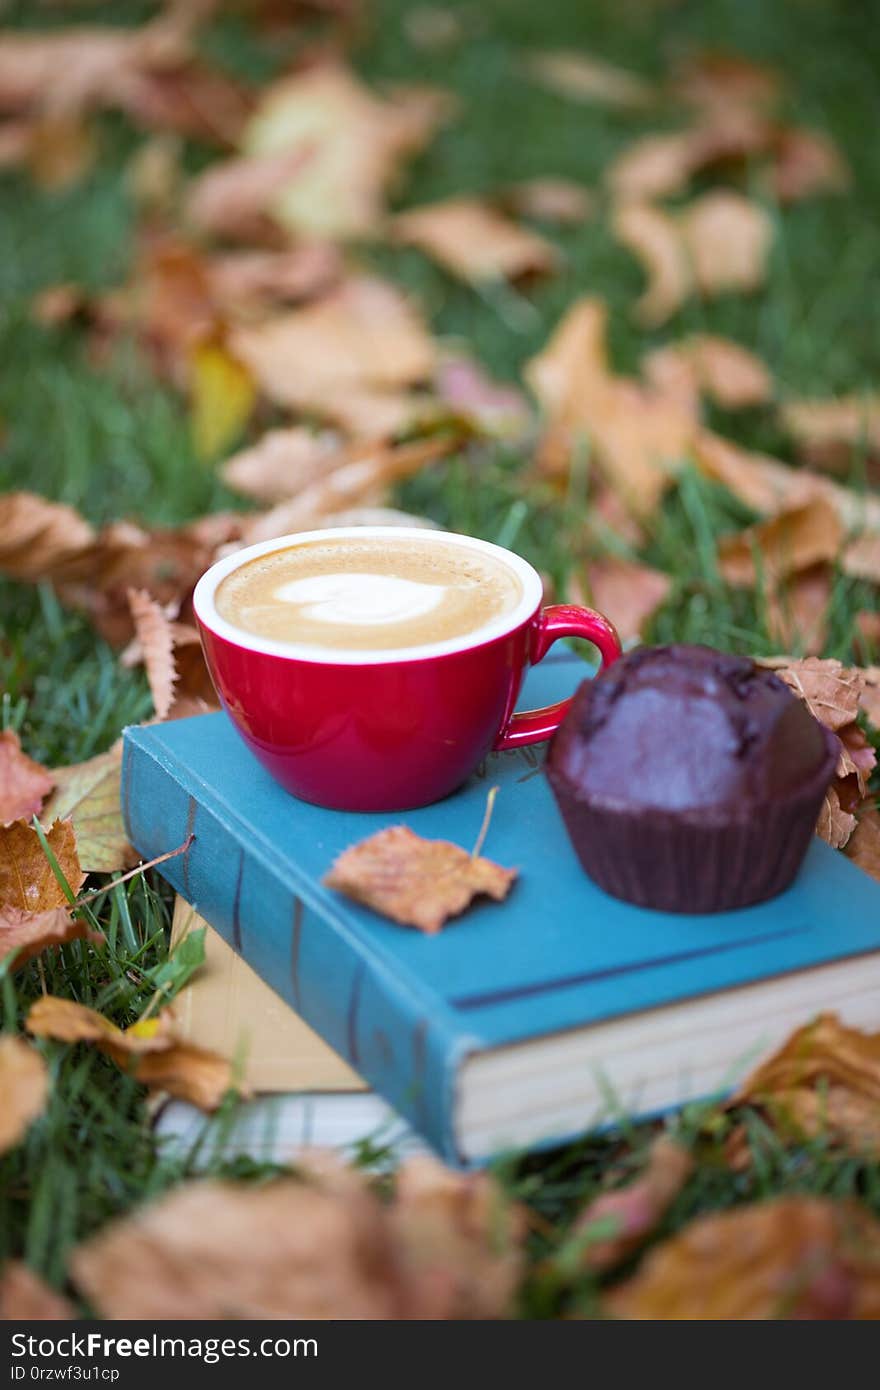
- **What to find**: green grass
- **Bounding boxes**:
[1,0,880,1316]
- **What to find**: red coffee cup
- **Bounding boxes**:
[193,527,621,811]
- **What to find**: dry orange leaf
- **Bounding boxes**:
[781,395,880,472]
[694,431,880,533]
[847,809,880,884]
[771,127,850,204]
[241,437,454,544]
[685,190,774,296]
[71,1152,523,1320]
[844,533,880,585]
[392,196,559,283]
[0,492,94,582]
[816,782,858,851]
[860,666,880,727]
[41,746,136,874]
[27,998,239,1112]
[186,146,314,243]
[606,1198,880,1319]
[0,906,102,972]
[71,1171,398,1320]
[572,1135,693,1273]
[768,657,863,732]
[642,335,773,413]
[389,1155,526,1318]
[127,589,176,721]
[525,49,656,108]
[732,1013,880,1157]
[524,297,694,515]
[207,244,343,316]
[324,825,517,934]
[0,1036,48,1154]
[615,192,772,326]
[0,1263,73,1320]
[0,819,85,914]
[503,177,594,226]
[241,63,449,241]
[718,497,844,588]
[575,558,671,644]
[229,274,436,439]
[434,357,531,439]
[222,427,349,503]
[765,564,832,656]
[0,730,54,826]
[671,50,782,118]
[607,110,770,203]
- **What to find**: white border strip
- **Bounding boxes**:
[192,527,543,666]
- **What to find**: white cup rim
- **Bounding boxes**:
[192,526,544,665]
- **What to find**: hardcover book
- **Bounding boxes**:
[123,653,880,1165]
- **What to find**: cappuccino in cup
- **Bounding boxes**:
[215,533,524,652]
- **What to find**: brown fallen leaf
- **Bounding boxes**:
[607,109,770,203]
[837,721,876,796]
[389,1155,526,1318]
[771,127,850,204]
[0,730,54,826]
[523,297,694,515]
[685,190,774,298]
[860,665,880,727]
[241,436,454,543]
[434,357,532,439]
[41,747,136,874]
[844,533,880,585]
[769,657,863,732]
[854,612,880,662]
[229,274,436,438]
[0,906,102,972]
[206,244,343,316]
[503,177,594,226]
[393,196,559,284]
[71,1172,400,1319]
[239,63,449,241]
[781,395,880,473]
[573,558,671,644]
[186,146,315,243]
[0,1036,48,1154]
[525,49,656,108]
[127,590,177,721]
[572,1136,693,1272]
[606,1198,880,1319]
[670,49,782,119]
[642,335,773,413]
[718,497,844,588]
[694,431,880,533]
[24,110,97,191]
[765,564,832,656]
[816,782,858,850]
[0,819,85,914]
[0,1263,73,1320]
[613,201,689,327]
[615,192,772,326]
[731,1013,880,1159]
[27,998,239,1111]
[222,427,351,502]
[324,825,516,934]
[847,809,880,884]
[0,492,94,582]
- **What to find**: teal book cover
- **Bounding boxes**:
[121,654,880,1164]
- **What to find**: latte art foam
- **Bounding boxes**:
[215,536,524,652]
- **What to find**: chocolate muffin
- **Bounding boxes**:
[546,644,838,913]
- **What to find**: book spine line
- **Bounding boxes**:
[121,735,466,1163]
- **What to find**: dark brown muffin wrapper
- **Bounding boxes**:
[546,730,839,914]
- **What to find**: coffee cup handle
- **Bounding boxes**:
[493,604,621,751]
